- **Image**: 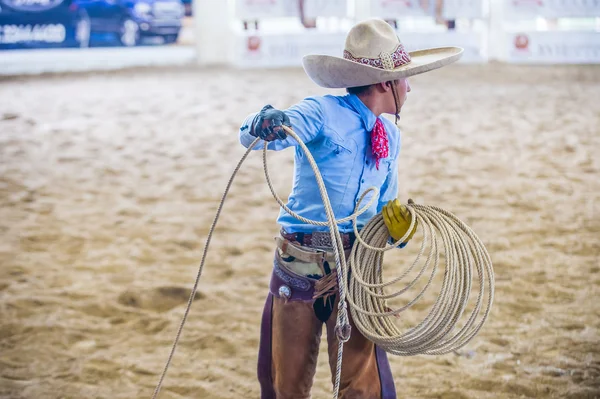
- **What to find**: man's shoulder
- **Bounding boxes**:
[301,94,346,108]
[380,117,401,159]
[380,117,400,135]
[291,95,349,121]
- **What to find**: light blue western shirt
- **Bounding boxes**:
[239,94,400,233]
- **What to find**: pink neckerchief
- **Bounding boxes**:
[371,118,389,169]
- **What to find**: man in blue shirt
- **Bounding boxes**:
[239,18,462,399]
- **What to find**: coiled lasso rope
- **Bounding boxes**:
[347,202,494,356]
[151,125,494,399]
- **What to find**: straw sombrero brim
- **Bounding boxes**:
[302,47,464,89]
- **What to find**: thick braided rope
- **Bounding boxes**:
[267,127,493,391]
[266,127,375,398]
[152,126,494,399]
[346,202,495,356]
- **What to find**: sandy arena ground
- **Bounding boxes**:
[0,64,599,399]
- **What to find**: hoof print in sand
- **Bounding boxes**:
[118,286,205,312]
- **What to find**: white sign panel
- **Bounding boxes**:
[506,31,600,63]
[234,32,346,68]
[235,0,298,19]
[401,31,486,62]
[235,0,348,19]
[504,0,600,18]
[371,0,430,17]
[234,30,486,68]
[303,0,348,18]
[442,0,485,18]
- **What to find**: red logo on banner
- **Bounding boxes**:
[514,34,529,51]
[248,36,261,52]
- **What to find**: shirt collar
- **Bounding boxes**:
[345,94,378,132]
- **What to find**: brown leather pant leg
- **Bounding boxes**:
[271,296,323,399]
[325,299,397,399]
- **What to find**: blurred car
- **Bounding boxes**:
[76,0,184,46]
[0,0,90,49]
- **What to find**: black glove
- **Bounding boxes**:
[250,105,291,142]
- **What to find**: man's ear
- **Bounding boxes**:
[377,81,392,92]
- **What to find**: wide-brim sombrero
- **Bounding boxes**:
[302,19,463,89]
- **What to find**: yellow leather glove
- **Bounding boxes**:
[382,199,417,246]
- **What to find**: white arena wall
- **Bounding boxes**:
[221,0,600,67]
[0,0,598,76]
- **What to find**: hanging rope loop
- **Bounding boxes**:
[151,125,494,399]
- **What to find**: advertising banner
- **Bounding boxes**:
[503,0,600,18]
[233,28,485,68]
[442,0,485,18]
[507,31,600,63]
[303,0,348,19]
[1,0,186,50]
[0,0,90,49]
[235,0,296,19]
[371,0,431,18]
[235,0,348,19]
[233,31,345,68]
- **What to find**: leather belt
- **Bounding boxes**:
[280,229,355,250]
[275,236,350,267]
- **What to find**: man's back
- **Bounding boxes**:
[239,93,401,233]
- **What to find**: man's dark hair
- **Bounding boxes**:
[346,84,373,96]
